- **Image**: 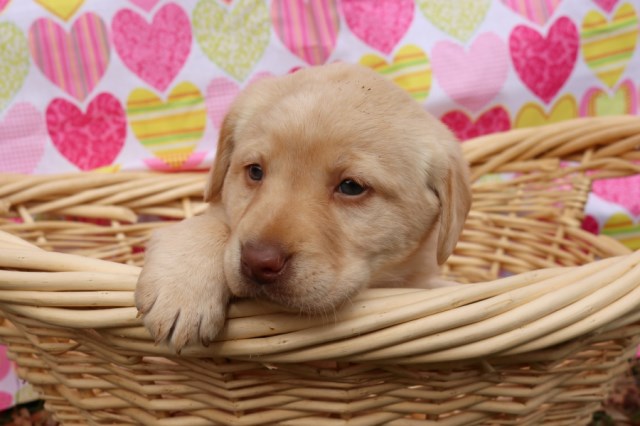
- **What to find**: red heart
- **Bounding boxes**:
[46,94,126,171]
[441,107,511,141]
[509,17,578,104]
[112,3,191,92]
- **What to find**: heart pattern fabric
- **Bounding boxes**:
[341,0,413,55]
[193,0,270,81]
[46,94,126,171]
[127,82,206,168]
[0,22,29,112]
[0,0,10,13]
[417,0,491,42]
[29,13,110,101]
[510,17,579,104]
[35,0,84,21]
[581,2,638,88]
[272,0,340,65]
[432,32,508,112]
[128,0,159,12]
[514,94,578,128]
[441,107,511,141]
[360,45,432,102]
[580,80,637,116]
[0,103,46,173]
[112,3,192,92]
[501,0,563,25]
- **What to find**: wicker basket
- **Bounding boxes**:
[1,116,639,426]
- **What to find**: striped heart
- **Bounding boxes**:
[581,2,638,88]
[271,0,339,65]
[602,212,640,250]
[127,82,206,169]
[359,45,431,102]
[579,79,637,116]
[500,0,563,26]
[29,13,110,101]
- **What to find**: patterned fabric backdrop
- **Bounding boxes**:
[1,0,639,408]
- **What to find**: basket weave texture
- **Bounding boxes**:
[1,116,640,425]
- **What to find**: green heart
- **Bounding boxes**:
[417,0,491,42]
[0,22,29,112]
[595,88,629,116]
[193,0,270,81]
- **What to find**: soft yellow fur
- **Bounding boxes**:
[135,63,471,351]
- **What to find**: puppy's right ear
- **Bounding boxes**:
[204,112,236,203]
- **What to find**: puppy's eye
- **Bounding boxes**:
[247,164,263,181]
[337,179,366,196]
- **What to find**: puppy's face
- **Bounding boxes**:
[206,64,470,313]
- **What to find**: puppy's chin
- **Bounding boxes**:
[223,242,370,314]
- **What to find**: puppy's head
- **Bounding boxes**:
[205,63,470,313]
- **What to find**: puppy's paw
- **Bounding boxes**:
[135,209,230,352]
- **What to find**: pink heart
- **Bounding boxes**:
[592,174,640,216]
[593,0,618,13]
[46,94,126,171]
[128,0,159,12]
[206,72,273,129]
[271,0,339,65]
[341,0,413,54]
[29,13,110,101]
[433,32,508,112]
[0,0,10,13]
[501,0,563,25]
[510,17,578,104]
[0,103,46,174]
[441,107,511,141]
[112,3,191,92]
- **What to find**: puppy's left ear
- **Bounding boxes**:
[204,111,237,203]
[433,145,472,265]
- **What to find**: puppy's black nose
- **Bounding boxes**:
[241,242,289,284]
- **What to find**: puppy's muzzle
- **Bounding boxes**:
[241,241,290,285]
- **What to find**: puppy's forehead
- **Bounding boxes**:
[237,73,416,156]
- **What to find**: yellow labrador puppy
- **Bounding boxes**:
[135,63,471,351]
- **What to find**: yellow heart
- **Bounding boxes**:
[581,80,636,116]
[581,2,639,88]
[515,94,578,128]
[360,45,431,102]
[35,0,84,21]
[127,82,207,168]
[602,212,640,250]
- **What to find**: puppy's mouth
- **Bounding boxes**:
[233,269,353,315]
